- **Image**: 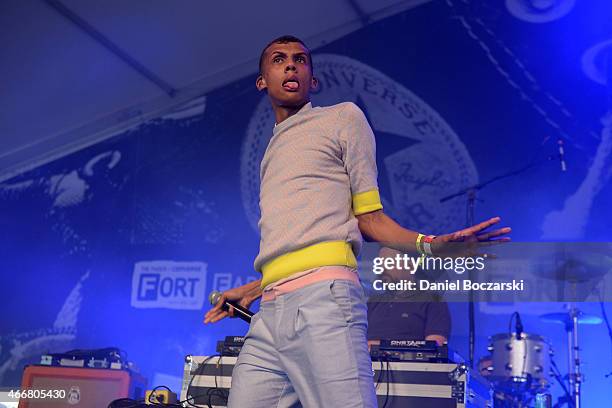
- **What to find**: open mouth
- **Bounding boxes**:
[282,77,300,91]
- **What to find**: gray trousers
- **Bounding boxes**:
[227,279,377,408]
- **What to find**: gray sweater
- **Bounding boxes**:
[255,101,382,287]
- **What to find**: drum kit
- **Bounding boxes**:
[480,305,603,408]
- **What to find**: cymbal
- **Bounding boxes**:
[540,312,603,326]
[528,243,612,282]
[534,257,612,282]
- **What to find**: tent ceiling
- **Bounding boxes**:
[0,0,431,182]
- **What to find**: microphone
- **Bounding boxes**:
[557,139,567,172]
[515,312,524,340]
[209,290,253,323]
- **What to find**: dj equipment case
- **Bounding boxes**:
[181,356,492,408]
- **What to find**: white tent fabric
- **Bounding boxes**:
[0,0,432,182]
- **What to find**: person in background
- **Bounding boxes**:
[367,247,451,349]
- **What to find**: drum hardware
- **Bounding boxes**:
[540,305,602,408]
[485,306,603,407]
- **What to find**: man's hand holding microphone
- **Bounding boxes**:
[204,279,263,324]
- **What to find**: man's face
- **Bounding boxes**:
[257,42,317,107]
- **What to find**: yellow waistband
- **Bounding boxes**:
[260,241,357,288]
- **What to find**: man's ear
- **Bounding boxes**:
[256,74,267,92]
[310,76,319,91]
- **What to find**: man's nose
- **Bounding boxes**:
[285,64,296,72]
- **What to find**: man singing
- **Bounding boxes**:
[205,35,510,407]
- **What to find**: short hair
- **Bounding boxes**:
[258,35,313,75]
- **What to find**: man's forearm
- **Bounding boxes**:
[243,278,264,303]
[356,210,421,254]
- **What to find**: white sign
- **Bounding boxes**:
[131,261,207,310]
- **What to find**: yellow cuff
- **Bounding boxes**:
[352,189,383,215]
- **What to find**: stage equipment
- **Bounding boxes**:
[215,336,245,357]
[440,146,569,368]
[144,388,177,405]
[540,312,603,326]
[513,311,524,340]
[371,361,492,408]
[540,305,603,408]
[535,392,553,408]
[181,353,493,408]
[370,339,463,364]
[486,333,553,394]
[18,365,146,408]
[39,347,126,370]
[181,355,231,408]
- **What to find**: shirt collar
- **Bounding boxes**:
[274,102,312,128]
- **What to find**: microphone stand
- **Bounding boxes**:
[440,154,561,368]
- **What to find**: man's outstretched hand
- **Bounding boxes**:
[432,216,511,257]
[203,279,262,324]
